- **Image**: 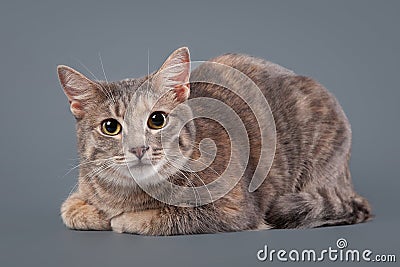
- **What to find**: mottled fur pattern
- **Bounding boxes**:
[58,47,371,235]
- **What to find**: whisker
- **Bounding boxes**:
[73,57,116,103]
[98,52,116,104]
[166,158,216,210]
[162,142,216,158]
[60,157,120,180]
[185,167,216,211]
[65,160,116,201]
[82,160,115,180]
[80,163,117,201]
[163,161,200,207]
[162,147,222,177]
[74,58,100,81]
[147,48,150,91]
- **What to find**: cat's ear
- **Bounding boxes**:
[57,65,98,118]
[155,47,191,102]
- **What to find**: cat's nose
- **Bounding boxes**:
[129,146,150,160]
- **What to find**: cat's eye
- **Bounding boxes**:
[148,111,167,129]
[101,119,122,136]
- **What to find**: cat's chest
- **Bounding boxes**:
[83,180,162,216]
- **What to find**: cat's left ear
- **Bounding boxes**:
[155,47,191,102]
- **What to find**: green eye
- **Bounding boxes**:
[148,111,167,129]
[101,119,122,136]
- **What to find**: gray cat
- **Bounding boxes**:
[58,47,371,235]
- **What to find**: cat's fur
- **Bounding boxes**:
[58,47,371,235]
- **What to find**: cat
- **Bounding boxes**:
[57,47,371,235]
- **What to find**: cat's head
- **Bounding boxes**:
[58,47,195,187]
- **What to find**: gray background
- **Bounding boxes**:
[0,0,398,266]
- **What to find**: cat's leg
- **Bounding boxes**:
[111,204,267,235]
[61,192,111,230]
[265,189,372,229]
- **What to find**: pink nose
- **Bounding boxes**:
[129,146,149,159]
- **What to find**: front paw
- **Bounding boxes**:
[111,210,158,234]
[61,196,110,230]
[110,214,127,233]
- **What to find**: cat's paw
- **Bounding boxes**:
[111,210,158,234]
[110,215,126,233]
[61,196,110,230]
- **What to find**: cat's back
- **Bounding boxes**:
[190,52,299,107]
[190,52,352,195]
[207,53,296,79]
[190,53,347,128]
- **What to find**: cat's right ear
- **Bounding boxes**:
[57,65,97,119]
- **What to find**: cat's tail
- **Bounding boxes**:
[265,155,372,229]
[265,190,372,229]
[348,193,372,224]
